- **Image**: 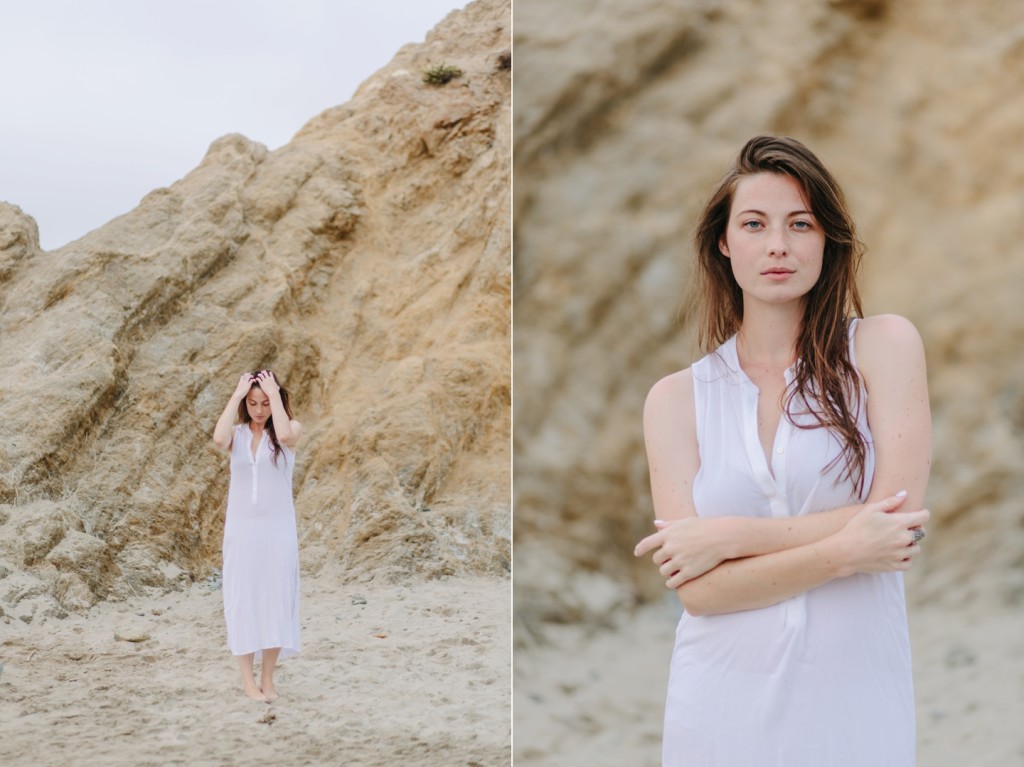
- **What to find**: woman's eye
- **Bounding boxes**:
[742,220,762,230]
[793,220,812,230]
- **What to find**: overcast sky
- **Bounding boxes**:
[0,0,468,250]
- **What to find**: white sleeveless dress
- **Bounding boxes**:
[222,423,301,661]
[662,320,914,766]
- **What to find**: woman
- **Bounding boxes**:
[212,369,303,702]
[633,136,931,765]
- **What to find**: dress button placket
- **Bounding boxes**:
[768,368,796,519]
[769,422,790,518]
[250,436,258,505]
[741,386,780,513]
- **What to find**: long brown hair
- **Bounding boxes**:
[693,135,868,493]
[237,370,293,467]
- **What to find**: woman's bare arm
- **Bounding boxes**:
[670,500,927,615]
[213,373,254,451]
[636,500,876,587]
[254,370,302,448]
[854,314,932,508]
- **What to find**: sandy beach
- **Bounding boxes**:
[0,569,510,767]
[514,598,1024,766]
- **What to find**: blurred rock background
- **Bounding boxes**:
[0,0,510,623]
[513,0,1024,763]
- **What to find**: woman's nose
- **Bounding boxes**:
[767,230,788,255]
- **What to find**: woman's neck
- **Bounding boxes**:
[250,421,265,436]
[736,301,803,369]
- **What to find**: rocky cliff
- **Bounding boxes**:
[0,0,510,624]
[514,0,1024,634]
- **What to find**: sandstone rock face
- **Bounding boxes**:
[514,0,1024,634]
[0,0,510,620]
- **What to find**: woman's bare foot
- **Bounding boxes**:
[236,654,267,701]
[243,684,268,702]
[259,648,282,702]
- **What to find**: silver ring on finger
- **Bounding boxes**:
[911,527,926,545]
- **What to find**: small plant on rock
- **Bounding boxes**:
[423,63,463,86]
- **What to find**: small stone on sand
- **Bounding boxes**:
[114,630,151,643]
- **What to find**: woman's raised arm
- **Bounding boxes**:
[213,373,254,452]
[254,370,302,448]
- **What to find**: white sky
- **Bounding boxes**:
[0,0,468,250]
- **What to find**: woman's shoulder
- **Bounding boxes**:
[645,368,695,422]
[853,314,926,379]
[855,314,924,354]
[856,313,920,337]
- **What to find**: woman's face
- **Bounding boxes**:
[246,387,271,425]
[718,172,825,309]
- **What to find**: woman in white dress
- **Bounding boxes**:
[634,136,932,765]
[213,369,303,702]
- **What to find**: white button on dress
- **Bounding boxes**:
[662,319,914,766]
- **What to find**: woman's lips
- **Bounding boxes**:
[763,268,794,280]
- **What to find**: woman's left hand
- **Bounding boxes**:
[634,517,733,588]
[256,369,280,396]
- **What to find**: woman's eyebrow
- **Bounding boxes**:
[735,208,815,216]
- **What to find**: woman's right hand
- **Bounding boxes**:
[634,517,733,587]
[233,372,255,399]
[835,493,930,575]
